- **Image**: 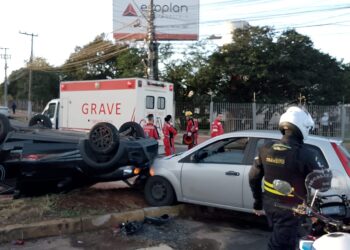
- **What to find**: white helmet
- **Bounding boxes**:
[279,106,315,140]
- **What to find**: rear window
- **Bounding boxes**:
[146,96,154,109]
[339,143,350,160]
[157,97,165,110]
[305,144,329,169]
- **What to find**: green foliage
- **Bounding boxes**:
[61,34,120,81]
[8,57,59,105]
[197,26,350,104]
[116,47,146,78]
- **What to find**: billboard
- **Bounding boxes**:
[113,0,199,41]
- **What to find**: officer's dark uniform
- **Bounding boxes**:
[249,132,325,250]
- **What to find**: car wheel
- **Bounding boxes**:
[89,122,119,154]
[79,138,125,174]
[0,114,10,143]
[119,122,145,138]
[28,114,52,128]
[144,176,175,206]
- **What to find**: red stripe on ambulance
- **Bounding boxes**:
[61,79,136,91]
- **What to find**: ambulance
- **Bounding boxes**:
[41,78,174,133]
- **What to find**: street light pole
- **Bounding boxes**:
[0,48,10,107]
[19,31,38,120]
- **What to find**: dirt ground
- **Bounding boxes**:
[0,215,270,250]
[0,182,147,226]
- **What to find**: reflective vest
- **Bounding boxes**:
[143,123,159,140]
[211,119,224,137]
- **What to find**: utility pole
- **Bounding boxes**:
[20,31,38,120]
[147,0,158,80]
[0,48,10,107]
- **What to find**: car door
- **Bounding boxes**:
[242,137,277,209]
[180,137,250,209]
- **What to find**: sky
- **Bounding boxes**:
[0,0,349,82]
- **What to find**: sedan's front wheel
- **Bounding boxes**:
[144,176,175,206]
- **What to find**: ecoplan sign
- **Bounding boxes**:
[113,0,199,41]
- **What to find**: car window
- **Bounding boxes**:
[44,103,56,118]
[191,137,249,164]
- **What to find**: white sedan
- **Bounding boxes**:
[144,130,350,213]
[0,106,10,117]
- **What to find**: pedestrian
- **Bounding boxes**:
[249,106,332,250]
[143,114,160,140]
[162,115,177,156]
[210,112,224,138]
[11,102,17,115]
[185,111,198,149]
[320,112,329,136]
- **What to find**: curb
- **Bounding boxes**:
[0,205,186,243]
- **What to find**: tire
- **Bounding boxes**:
[79,138,125,174]
[119,122,145,138]
[89,122,119,154]
[0,114,10,144]
[144,176,175,206]
[28,114,52,128]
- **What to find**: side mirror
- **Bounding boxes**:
[273,179,293,195]
[194,150,208,162]
[305,169,332,192]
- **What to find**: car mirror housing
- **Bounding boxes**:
[194,150,208,162]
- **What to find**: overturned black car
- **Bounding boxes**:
[0,114,158,198]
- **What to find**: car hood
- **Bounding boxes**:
[153,153,183,168]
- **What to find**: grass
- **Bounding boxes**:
[0,195,98,226]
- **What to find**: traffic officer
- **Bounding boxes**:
[210,112,224,137]
[143,114,160,140]
[185,111,198,149]
[249,106,332,250]
[162,115,177,156]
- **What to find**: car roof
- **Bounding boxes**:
[220,130,342,144]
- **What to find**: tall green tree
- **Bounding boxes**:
[200,26,349,104]
[161,40,214,104]
[61,34,122,81]
[8,57,59,106]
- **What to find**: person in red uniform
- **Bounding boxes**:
[185,111,198,149]
[143,114,160,140]
[162,115,177,156]
[211,112,224,138]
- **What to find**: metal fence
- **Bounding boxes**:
[176,102,350,140]
[14,99,350,140]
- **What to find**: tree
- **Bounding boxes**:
[115,47,146,78]
[61,34,123,81]
[199,26,349,104]
[161,40,214,104]
[8,57,59,107]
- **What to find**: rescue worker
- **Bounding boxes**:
[210,112,224,138]
[249,106,332,250]
[185,111,198,149]
[162,115,177,156]
[143,114,160,140]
